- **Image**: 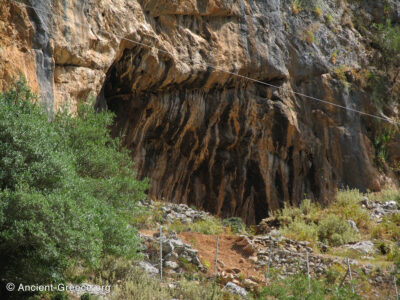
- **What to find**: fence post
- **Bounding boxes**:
[395,276,399,300]
[306,251,311,291]
[159,225,163,280]
[265,243,273,280]
[214,236,219,279]
[346,258,354,293]
[339,267,349,287]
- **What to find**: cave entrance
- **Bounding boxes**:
[245,160,269,224]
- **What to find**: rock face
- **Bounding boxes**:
[0,0,142,111]
[97,0,399,224]
[2,1,400,224]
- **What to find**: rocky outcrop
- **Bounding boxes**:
[0,0,143,111]
[98,0,399,223]
[140,231,205,275]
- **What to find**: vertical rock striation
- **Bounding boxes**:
[1,0,399,223]
[98,0,399,223]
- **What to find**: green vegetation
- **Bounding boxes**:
[292,0,321,15]
[222,217,246,234]
[274,188,400,265]
[318,214,359,246]
[373,127,395,167]
[167,216,225,235]
[89,257,234,300]
[325,14,333,26]
[275,190,370,247]
[257,273,361,300]
[369,188,400,204]
[366,20,400,108]
[332,65,351,90]
[314,6,322,18]
[330,49,338,64]
[373,21,400,71]
[0,77,148,290]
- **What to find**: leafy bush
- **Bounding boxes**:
[0,77,148,290]
[282,218,318,245]
[222,217,246,234]
[371,213,400,242]
[331,189,371,230]
[317,214,359,246]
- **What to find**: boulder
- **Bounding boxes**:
[138,261,159,276]
[165,260,179,270]
[346,241,377,255]
[346,220,359,233]
[223,282,248,297]
[243,278,258,288]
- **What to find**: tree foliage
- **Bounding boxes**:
[0,77,148,289]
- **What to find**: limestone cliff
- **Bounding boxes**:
[1,0,400,224]
[0,0,142,111]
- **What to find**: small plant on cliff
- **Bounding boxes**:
[0,77,148,294]
[314,6,322,18]
[372,126,398,168]
[326,14,334,26]
[372,21,400,101]
[331,49,338,64]
[304,28,315,45]
[292,0,301,14]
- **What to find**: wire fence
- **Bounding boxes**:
[151,226,399,299]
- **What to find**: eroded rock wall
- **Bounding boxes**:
[97,0,399,224]
[0,0,144,111]
[1,0,399,224]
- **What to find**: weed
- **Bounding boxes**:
[305,29,315,45]
[314,6,322,18]
[331,49,338,64]
[326,14,334,25]
[292,0,300,14]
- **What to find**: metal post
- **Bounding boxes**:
[266,243,273,280]
[159,226,163,280]
[395,276,399,300]
[347,258,354,293]
[306,251,310,291]
[214,236,219,279]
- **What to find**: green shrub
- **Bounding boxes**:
[317,214,359,246]
[371,213,400,242]
[332,189,371,230]
[222,217,246,234]
[282,218,318,245]
[0,77,148,289]
[368,188,400,204]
